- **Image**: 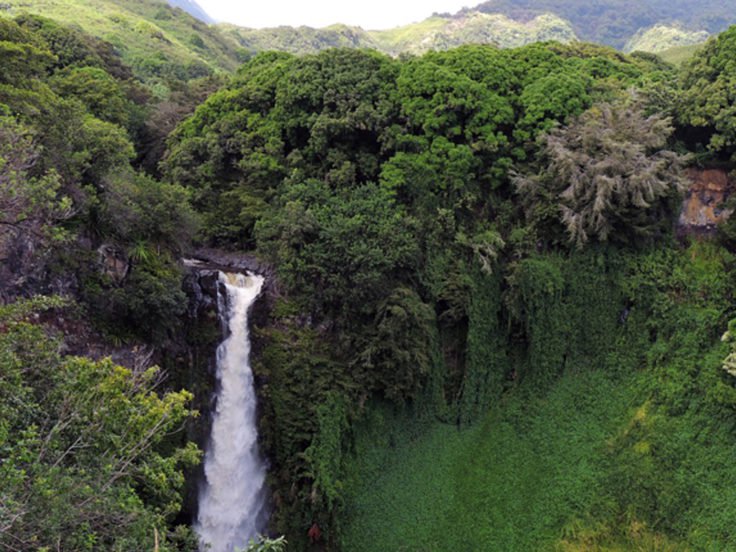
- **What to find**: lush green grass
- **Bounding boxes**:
[341,369,642,551]
[342,356,736,550]
[658,43,704,66]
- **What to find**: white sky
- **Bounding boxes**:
[197,0,474,30]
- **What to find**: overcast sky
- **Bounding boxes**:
[197,0,474,30]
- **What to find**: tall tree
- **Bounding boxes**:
[514,92,687,248]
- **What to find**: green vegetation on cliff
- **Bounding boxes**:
[0,297,200,550]
[161,24,736,549]
[341,243,736,550]
[0,12,204,550]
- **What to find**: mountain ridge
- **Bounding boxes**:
[1,0,727,75]
[216,0,727,58]
[167,0,213,24]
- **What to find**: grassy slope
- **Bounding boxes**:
[342,370,736,551]
[658,43,704,66]
[342,371,640,551]
[3,0,242,86]
[624,25,709,54]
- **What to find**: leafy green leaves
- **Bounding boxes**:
[0,298,200,551]
[679,27,736,160]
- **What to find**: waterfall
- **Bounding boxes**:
[196,271,268,552]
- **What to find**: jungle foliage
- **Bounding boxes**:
[0,15,206,550]
[161,40,720,549]
[0,14,199,339]
[5,2,736,550]
[0,297,201,550]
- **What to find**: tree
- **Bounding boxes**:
[0,115,72,292]
[0,18,54,86]
[242,536,287,552]
[50,66,131,127]
[255,180,419,319]
[513,91,687,248]
[0,297,200,550]
[678,26,736,160]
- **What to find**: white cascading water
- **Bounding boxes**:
[196,271,268,552]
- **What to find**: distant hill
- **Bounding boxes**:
[167,0,213,24]
[467,0,734,49]
[218,0,732,58]
[0,0,727,74]
[372,12,576,55]
[224,12,577,56]
[219,23,379,55]
[624,25,708,54]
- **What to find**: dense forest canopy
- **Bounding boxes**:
[3,2,736,550]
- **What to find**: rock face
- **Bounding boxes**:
[187,248,275,280]
[97,244,129,285]
[678,168,734,236]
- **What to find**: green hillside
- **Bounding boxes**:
[658,42,704,65]
[2,0,243,92]
[220,22,379,55]
[471,0,735,48]
[3,0,725,65]
[624,24,709,54]
[225,12,576,56]
[371,12,576,55]
[221,0,736,57]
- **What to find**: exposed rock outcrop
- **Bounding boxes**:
[678,167,734,236]
[97,244,130,285]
